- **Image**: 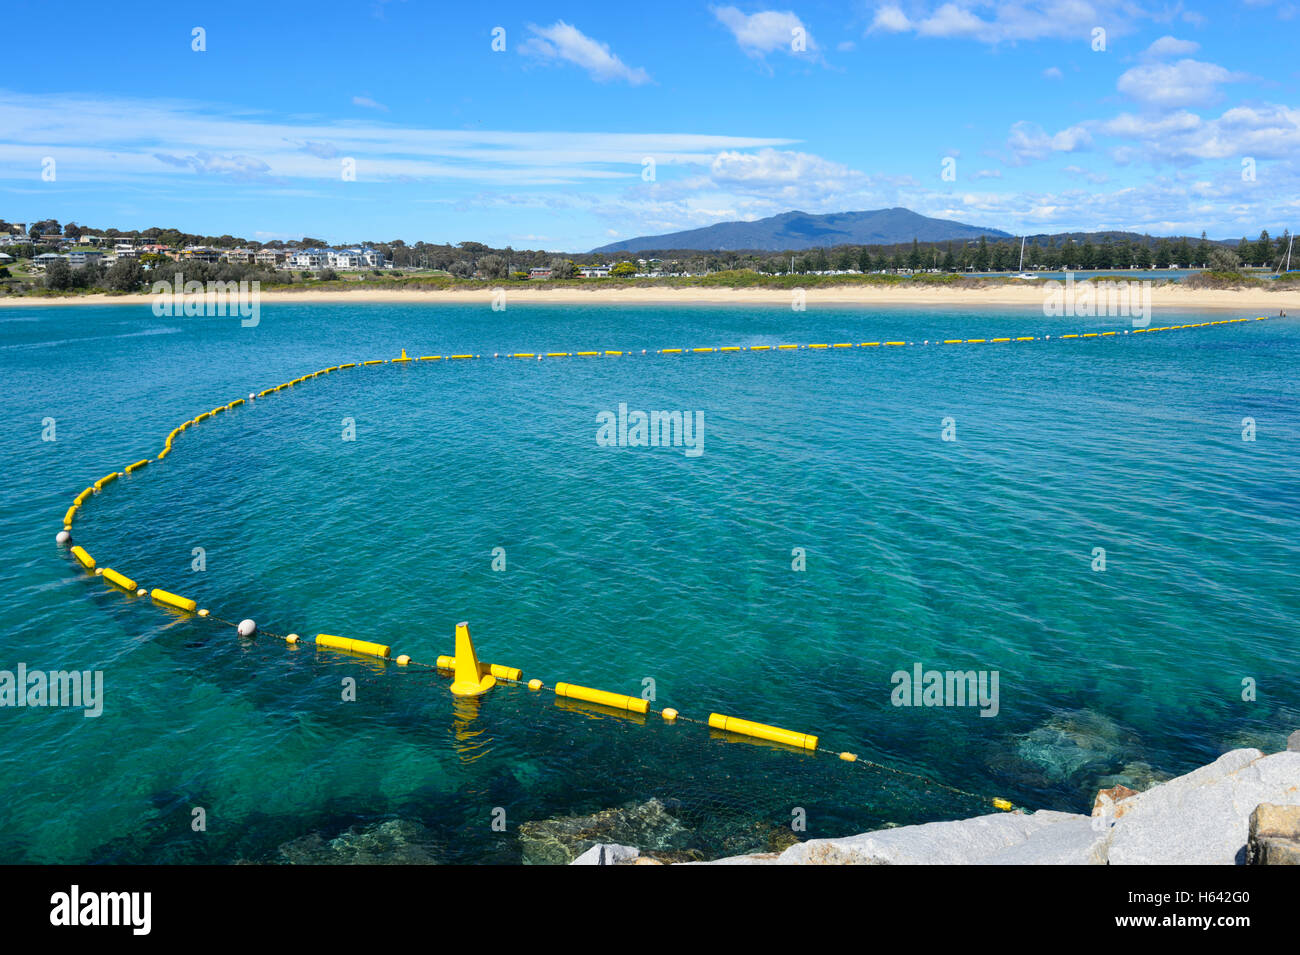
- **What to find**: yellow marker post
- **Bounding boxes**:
[449,621,496,697]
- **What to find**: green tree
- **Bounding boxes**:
[908,238,923,272]
[105,258,145,292]
[1255,230,1272,269]
[44,259,74,290]
[1195,232,1212,268]
[477,254,507,279]
[1208,247,1241,272]
[610,261,637,278]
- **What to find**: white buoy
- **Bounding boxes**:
[56,530,71,545]
[248,392,255,400]
[237,619,257,637]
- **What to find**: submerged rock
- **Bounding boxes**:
[1094,761,1172,793]
[518,797,691,865]
[277,819,439,865]
[1012,709,1139,783]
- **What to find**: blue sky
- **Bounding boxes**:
[2,1,1298,250]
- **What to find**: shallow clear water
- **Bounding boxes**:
[1,302,1296,863]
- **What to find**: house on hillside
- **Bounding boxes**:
[67,250,104,268]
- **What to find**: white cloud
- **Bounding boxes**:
[712,6,818,57]
[1143,36,1200,58]
[870,4,912,32]
[1103,104,1300,162]
[710,148,860,190]
[1116,59,1247,108]
[154,152,277,182]
[351,95,389,112]
[1063,164,1109,184]
[917,3,985,38]
[1007,120,1093,162]
[519,21,651,85]
[0,90,796,187]
[1043,66,1063,79]
[867,1,1144,45]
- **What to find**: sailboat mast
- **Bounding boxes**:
[1018,236,1026,272]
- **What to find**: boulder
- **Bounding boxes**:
[978,814,1110,865]
[1248,803,1300,865]
[1107,749,1300,864]
[771,810,1089,865]
[570,843,641,866]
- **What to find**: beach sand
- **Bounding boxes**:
[3,284,1298,311]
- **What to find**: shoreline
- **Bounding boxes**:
[2,285,1298,310]
[575,736,1300,865]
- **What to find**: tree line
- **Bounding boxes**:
[4,216,1293,283]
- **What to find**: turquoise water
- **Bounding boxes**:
[1,302,1296,864]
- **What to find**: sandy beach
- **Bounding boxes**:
[2,283,1298,311]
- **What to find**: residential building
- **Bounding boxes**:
[67,250,104,268]
[179,246,223,263]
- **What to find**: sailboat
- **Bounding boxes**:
[1012,236,1038,280]
[1276,232,1295,275]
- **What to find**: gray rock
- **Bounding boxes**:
[1288,730,1300,753]
[277,819,439,865]
[688,852,782,865]
[979,815,1110,865]
[570,843,641,865]
[518,797,690,865]
[1108,749,1300,865]
[772,810,1088,865]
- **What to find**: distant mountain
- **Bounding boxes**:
[593,208,1011,253]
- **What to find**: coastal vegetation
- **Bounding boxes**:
[1,216,1295,298]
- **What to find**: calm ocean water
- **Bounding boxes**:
[1,302,1296,864]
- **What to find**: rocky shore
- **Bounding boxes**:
[573,733,1300,865]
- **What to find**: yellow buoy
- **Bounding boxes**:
[151,588,197,613]
[449,622,496,697]
[708,713,818,751]
[554,682,648,714]
[315,634,390,659]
